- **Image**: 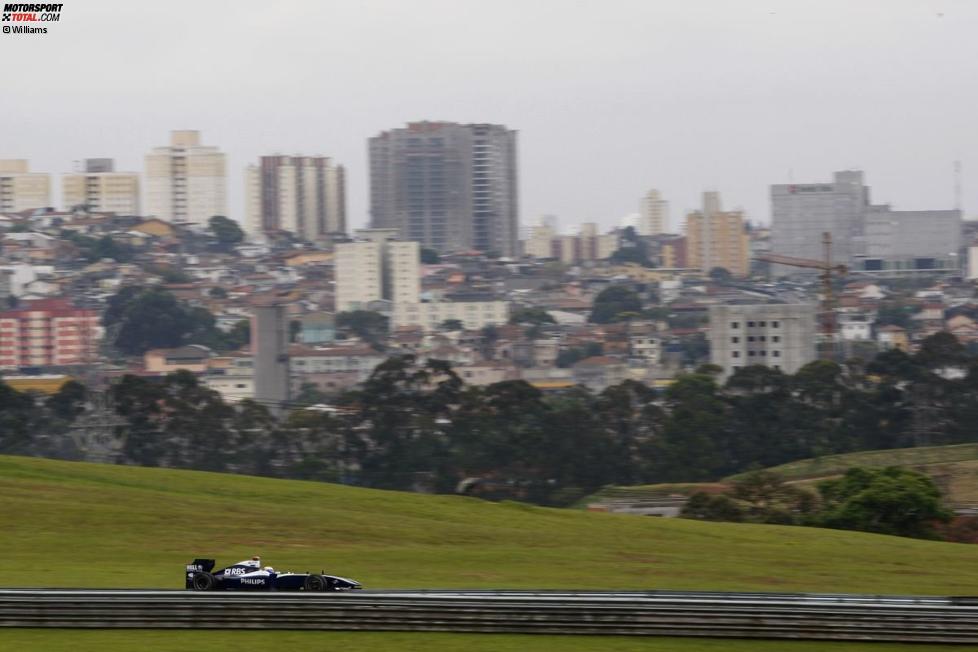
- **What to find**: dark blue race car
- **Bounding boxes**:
[185,557,361,592]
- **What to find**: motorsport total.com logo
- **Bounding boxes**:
[2,3,62,35]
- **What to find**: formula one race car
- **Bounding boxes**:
[185,557,361,592]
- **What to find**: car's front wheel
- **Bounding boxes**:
[192,572,216,591]
[303,574,326,592]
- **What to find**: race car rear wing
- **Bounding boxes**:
[187,558,215,573]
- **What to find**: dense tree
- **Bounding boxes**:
[46,380,87,421]
[509,307,556,326]
[336,310,388,345]
[439,319,464,331]
[556,342,603,368]
[208,215,245,251]
[608,227,651,267]
[708,267,733,283]
[815,467,952,539]
[589,285,643,323]
[0,379,37,453]
[420,248,441,264]
[105,287,245,355]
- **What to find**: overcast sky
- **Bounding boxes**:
[2,0,976,232]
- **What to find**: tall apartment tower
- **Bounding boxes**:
[684,191,750,277]
[708,303,816,379]
[638,189,669,235]
[335,229,420,313]
[62,159,140,214]
[0,160,50,212]
[144,130,226,224]
[369,121,519,257]
[770,170,869,267]
[244,155,346,242]
[251,302,290,414]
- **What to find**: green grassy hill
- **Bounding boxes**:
[4,454,978,651]
[726,443,978,482]
[724,444,978,506]
[3,454,977,593]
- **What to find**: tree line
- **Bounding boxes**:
[2,331,978,507]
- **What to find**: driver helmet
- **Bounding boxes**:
[263,566,274,572]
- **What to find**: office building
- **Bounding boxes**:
[369,121,519,256]
[0,298,101,370]
[145,130,226,224]
[244,155,346,242]
[708,303,816,379]
[862,206,961,272]
[638,189,669,235]
[684,191,749,277]
[62,159,140,214]
[0,160,51,213]
[335,229,420,313]
[771,170,869,269]
[771,170,961,273]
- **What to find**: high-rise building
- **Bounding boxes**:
[251,301,290,414]
[369,121,519,257]
[638,189,669,235]
[334,229,420,313]
[684,191,749,277]
[0,298,101,370]
[244,155,346,242]
[708,303,816,379]
[770,170,869,268]
[0,160,50,213]
[771,170,961,273]
[62,159,140,214]
[145,130,226,224]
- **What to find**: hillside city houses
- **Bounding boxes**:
[1,126,976,405]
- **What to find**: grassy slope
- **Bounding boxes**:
[724,444,978,505]
[4,454,978,652]
[727,443,978,481]
[3,454,977,594]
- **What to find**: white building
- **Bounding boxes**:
[708,303,816,379]
[335,229,419,312]
[392,301,509,331]
[203,375,254,403]
[244,155,345,241]
[524,223,556,258]
[145,130,226,224]
[638,189,669,236]
[0,160,50,213]
[62,159,139,214]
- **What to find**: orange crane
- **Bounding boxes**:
[754,232,848,359]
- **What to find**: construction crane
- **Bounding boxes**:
[754,232,848,360]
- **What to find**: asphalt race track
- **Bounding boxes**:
[3,589,978,643]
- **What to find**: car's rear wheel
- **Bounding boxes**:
[304,574,326,592]
[192,572,215,591]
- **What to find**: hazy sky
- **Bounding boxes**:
[2,0,976,232]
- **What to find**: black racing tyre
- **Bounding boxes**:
[303,574,326,592]
[192,572,215,591]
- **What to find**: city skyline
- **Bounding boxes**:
[1,0,975,232]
